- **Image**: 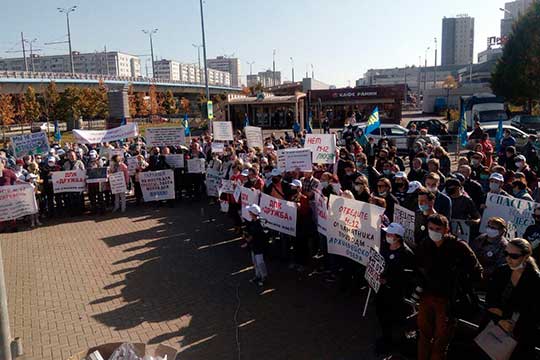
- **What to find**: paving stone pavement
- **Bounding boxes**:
[1,201,380,360]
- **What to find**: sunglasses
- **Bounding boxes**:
[503,251,523,260]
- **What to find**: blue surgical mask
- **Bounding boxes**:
[419,204,430,212]
[356,161,364,168]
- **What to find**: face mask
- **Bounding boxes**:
[383,169,392,175]
[471,159,480,166]
[427,186,438,193]
[428,230,443,242]
[419,204,430,212]
[332,184,341,193]
[386,235,397,245]
[320,181,328,188]
[480,174,489,180]
[354,185,363,192]
[509,261,525,271]
[340,154,347,159]
[356,161,364,168]
[486,227,500,238]
[513,188,521,196]
[345,171,354,176]
[515,162,524,169]
[489,182,500,191]
[379,191,387,197]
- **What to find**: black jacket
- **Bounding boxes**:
[245,218,267,254]
[486,263,540,345]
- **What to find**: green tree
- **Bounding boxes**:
[491,2,540,108]
[162,90,178,115]
[22,86,41,123]
[43,81,60,121]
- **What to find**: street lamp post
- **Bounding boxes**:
[199,0,210,122]
[290,57,294,83]
[142,29,158,78]
[272,49,276,86]
[433,37,438,86]
[57,6,77,74]
[424,46,430,92]
[24,38,38,72]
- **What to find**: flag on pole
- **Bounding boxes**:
[495,117,504,152]
[243,114,250,128]
[54,119,62,142]
[459,117,468,147]
[364,106,380,136]
[306,111,313,134]
[184,113,191,136]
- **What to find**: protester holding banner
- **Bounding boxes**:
[110,155,129,213]
[244,204,268,287]
[375,223,415,355]
[0,159,20,232]
[25,161,43,227]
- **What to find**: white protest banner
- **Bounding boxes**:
[140,169,175,202]
[145,127,186,147]
[327,194,384,265]
[211,142,225,153]
[52,170,86,193]
[187,158,206,173]
[393,205,415,247]
[365,247,385,293]
[219,179,235,195]
[259,193,297,236]
[206,169,221,197]
[241,187,261,220]
[0,184,38,221]
[109,172,127,195]
[277,149,287,170]
[73,123,138,144]
[212,121,234,141]
[127,157,138,176]
[313,191,329,236]
[244,126,263,149]
[284,148,312,172]
[10,132,50,158]
[304,134,336,164]
[451,220,471,243]
[480,193,536,238]
[165,154,185,169]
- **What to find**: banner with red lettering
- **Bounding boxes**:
[259,193,297,236]
[241,187,261,221]
[327,194,384,265]
[303,134,336,164]
[52,170,86,193]
[0,184,38,221]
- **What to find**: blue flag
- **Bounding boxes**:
[54,119,61,142]
[184,113,191,136]
[306,111,313,134]
[495,118,503,152]
[120,116,126,126]
[243,114,250,128]
[365,106,380,136]
[459,118,468,147]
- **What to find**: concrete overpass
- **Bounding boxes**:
[0,71,243,96]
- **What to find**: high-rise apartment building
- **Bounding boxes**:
[500,0,536,38]
[0,51,141,77]
[207,56,240,87]
[153,59,231,86]
[441,15,475,66]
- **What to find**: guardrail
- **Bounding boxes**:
[0,71,241,90]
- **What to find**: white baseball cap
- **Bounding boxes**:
[394,171,407,178]
[382,222,405,237]
[241,169,250,177]
[291,179,302,188]
[489,172,504,182]
[246,204,261,216]
[270,168,282,177]
[407,181,422,194]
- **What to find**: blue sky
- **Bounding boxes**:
[0,0,507,86]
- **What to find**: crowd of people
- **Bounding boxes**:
[1,119,539,360]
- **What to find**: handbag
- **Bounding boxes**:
[474,321,517,360]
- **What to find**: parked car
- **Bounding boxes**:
[510,115,540,133]
[467,124,529,151]
[406,118,446,136]
[338,123,440,154]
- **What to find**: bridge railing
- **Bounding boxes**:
[0,71,241,89]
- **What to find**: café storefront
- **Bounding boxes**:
[225,93,306,130]
[308,85,405,127]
